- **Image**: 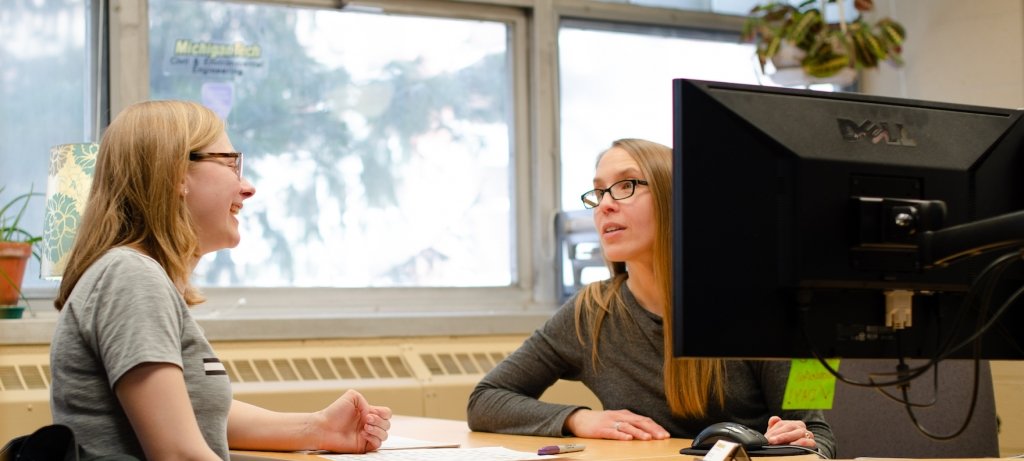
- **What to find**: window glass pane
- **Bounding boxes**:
[1,0,93,292]
[591,0,853,16]
[616,0,753,14]
[559,24,762,210]
[558,22,766,293]
[149,0,514,288]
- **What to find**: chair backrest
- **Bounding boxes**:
[554,210,605,303]
[823,359,1000,458]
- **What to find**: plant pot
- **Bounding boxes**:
[0,241,32,306]
[768,66,857,88]
[0,306,25,319]
[766,42,858,88]
[771,42,806,69]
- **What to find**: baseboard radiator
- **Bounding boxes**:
[0,336,600,441]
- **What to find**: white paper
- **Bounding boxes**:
[378,435,460,450]
[318,446,552,461]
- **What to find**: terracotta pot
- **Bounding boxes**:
[0,241,32,306]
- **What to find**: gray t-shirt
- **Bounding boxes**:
[467,281,836,458]
[50,247,233,460]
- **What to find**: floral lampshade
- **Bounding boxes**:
[41,143,98,279]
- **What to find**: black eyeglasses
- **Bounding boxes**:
[189,152,243,180]
[581,178,649,209]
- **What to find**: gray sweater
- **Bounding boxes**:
[467,282,836,458]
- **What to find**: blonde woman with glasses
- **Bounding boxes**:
[468,138,835,458]
[50,100,391,460]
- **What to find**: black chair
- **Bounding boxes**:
[1,424,79,461]
[823,359,1000,458]
[1,424,140,461]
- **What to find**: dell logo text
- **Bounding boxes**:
[837,118,918,146]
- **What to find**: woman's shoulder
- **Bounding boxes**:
[92,246,163,272]
[77,247,172,293]
[554,278,631,329]
[571,278,620,302]
[63,248,185,330]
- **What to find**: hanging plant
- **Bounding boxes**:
[742,0,906,80]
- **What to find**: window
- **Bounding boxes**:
[1,0,100,293]
[149,0,519,292]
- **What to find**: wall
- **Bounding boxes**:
[863,1,1024,456]
[865,0,1024,108]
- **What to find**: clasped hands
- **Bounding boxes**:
[564,409,816,448]
[765,415,816,448]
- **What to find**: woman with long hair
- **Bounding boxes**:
[467,138,835,458]
[50,100,391,460]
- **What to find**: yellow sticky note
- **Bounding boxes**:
[782,358,840,410]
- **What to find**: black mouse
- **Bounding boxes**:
[691,422,769,449]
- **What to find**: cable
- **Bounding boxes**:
[873,359,937,409]
[800,249,1022,388]
[940,283,1024,359]
[757,445,829,459]
[797,248,1023,441]
[800,314,935,388]
[900,356,983,440]
[876,252,1014,439]
[875,251,1018,407]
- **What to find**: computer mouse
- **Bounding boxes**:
[691,422,769,450]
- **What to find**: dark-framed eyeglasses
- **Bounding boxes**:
[189,152,243,180]
[580,178,649,209]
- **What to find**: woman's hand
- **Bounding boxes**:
[564,409,670,441]
[765,416,816,448]
[314,390,393,453]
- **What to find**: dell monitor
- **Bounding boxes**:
[671,79,1024,361]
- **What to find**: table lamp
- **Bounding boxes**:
[41,143,98,280]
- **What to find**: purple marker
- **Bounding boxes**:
[537,443,586,455]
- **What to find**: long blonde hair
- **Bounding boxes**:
[55,100,223,310]
[573,138,725,418]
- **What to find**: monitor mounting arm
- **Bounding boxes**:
[853,197,1024,269]
[919,209,1024,269]
[854,200,1024,331]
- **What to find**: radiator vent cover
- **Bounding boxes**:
[419,351,507,376]
[222,354,415,383]
[0,343,514,388]
[0,337,602,443]
[0,364,51,391]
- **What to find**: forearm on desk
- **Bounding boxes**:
[227,399,319,452]
[468,382,588,436]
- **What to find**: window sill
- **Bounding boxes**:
[0,310,553,345]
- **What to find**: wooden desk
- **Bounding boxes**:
[230,415,814,460]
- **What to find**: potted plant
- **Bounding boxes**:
[742,0,906,85]
[1,185,42,319]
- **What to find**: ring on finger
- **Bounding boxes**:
[614,421,622,431]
